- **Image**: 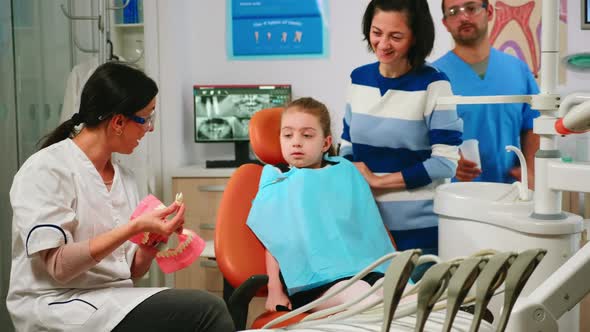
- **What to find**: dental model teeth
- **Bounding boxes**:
[156,231,194,258]
[155,228,205,273]
[175,192,184,204]
[141,232,150,245]
[131,194,204,273]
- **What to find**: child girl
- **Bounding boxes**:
[246,97,396,313]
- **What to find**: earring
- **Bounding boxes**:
[115,129,123,136]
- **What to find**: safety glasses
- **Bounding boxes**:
[128,110,156,130]
[444,2,488,20]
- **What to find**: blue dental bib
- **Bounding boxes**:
[246,156,395,295]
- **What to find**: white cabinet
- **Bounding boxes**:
[110,0,144,68]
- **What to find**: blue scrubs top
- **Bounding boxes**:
[434,48,540,183]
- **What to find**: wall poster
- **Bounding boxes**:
[228,0,329,59]
[489,0,568,83]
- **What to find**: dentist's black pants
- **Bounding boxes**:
[112,288,235,332]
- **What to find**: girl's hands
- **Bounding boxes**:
[265,288,292,312]
[132,202,186,237]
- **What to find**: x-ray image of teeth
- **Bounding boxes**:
[202,96,221,117]
[234,94,270,117]
[236,118,250,138]
[195,95,235,117]
[194,85,291,142]
[195,94,273,118]
[196,117,234,140]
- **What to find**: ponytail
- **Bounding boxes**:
[38,118,80,150]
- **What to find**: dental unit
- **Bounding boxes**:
[434,0,590,328]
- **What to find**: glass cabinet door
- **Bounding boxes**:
[12,0,72,162]
[0,0,17,330]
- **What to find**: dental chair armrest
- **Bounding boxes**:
[227,274,269,331]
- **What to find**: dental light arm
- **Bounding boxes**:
[507,243,590,332]
[555,99,590,134]
[556,93,590,118]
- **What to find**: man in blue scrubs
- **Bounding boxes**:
[434,0,539,186]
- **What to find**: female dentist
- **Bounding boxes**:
[7,62,235,332]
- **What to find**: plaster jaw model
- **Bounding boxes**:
[156,228,205,273]
[130,193,205,273]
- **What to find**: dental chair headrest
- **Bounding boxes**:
[249,107,287,165]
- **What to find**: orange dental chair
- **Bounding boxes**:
[214,107,308,330]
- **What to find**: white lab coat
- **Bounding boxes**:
[60,57,99,123]
[7,139,165,332]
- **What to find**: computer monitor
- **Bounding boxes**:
[583,0,590,29]
[194,84,292,168]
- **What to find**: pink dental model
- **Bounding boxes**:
[130,193,205,273]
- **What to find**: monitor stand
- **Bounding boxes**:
[205,141,262,168]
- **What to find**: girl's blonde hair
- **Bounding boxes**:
[283,97,336,156]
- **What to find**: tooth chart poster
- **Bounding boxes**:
[228,0,329,59]
[489,0,567,83]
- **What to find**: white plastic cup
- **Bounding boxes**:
[460,139,481,169]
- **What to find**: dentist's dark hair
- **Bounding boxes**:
[362,0,435,70]
[39,62,158,149]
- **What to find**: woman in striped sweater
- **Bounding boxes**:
[340,0,463,279]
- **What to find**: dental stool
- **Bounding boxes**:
[215,107,309,330]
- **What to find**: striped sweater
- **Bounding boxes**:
[340,62,462,231]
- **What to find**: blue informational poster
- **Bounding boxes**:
[228,0,329,58]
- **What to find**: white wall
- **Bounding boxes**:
[156,0,377,168]
[151,0,589,202]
